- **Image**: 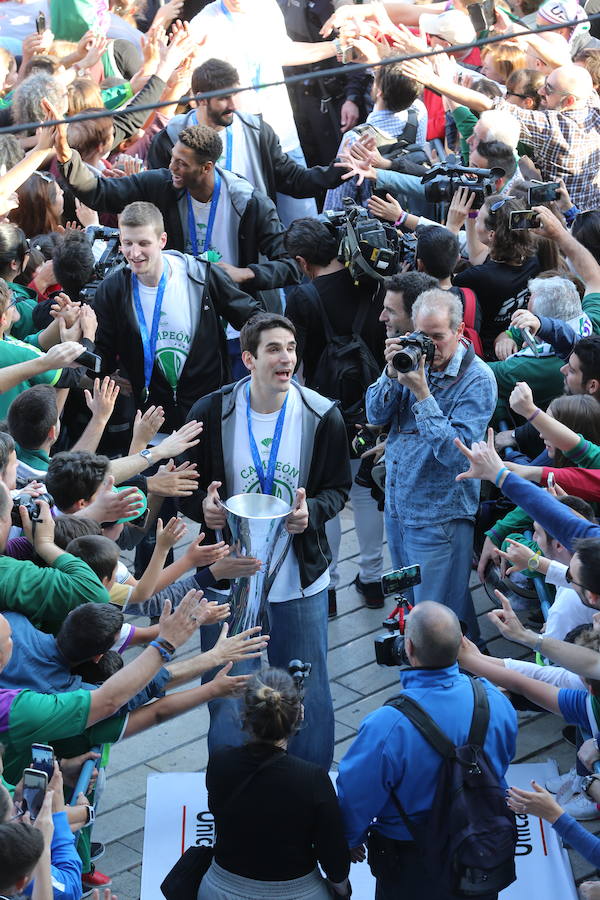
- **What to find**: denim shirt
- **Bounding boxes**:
[366,341,497,526]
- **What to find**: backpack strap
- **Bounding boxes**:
[460,287,477,329]
[305,281,337,344]
[467,676,490,749]
[399,107,418,146]
[351,294,374,337]
[385,694,456,759]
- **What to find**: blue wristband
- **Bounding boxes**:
[564,205,580,224]
[494,466,509,487]
[150,640,173,662]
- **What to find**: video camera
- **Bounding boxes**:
[374,565,421,666]
[421,155,503,210]
[79,226,126,304]
[323,197,400,284]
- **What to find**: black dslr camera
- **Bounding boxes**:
[323,197,400,284]
[421,155,503,210]
[11,492,54,527]
[391,331,435,373]
[374,565,421,666]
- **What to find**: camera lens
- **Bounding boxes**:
[392,345,422,373]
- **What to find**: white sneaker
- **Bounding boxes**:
[562,791,600,821]
[557,773,584,805]
[546,767,576,794]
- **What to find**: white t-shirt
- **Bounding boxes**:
[504,657,585,690]
[231,382,329,602]
[219,114,263,188]
[544,559,594,640]
[187,177,239,268]
[134,255,195,391]
[190,0,300,152]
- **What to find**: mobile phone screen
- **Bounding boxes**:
[23,769,47,821]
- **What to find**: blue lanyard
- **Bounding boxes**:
[246,384,288,496]
[132,266,167,398]
[187,169,221,258]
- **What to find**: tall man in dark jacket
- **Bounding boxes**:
[180,312,351,770]
[147,58,344,200]
[53,117,300,315]
[93,202,262,432]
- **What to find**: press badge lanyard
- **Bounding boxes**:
[132,266,168,401]
[246,384,288,495]
[187,168,225,258]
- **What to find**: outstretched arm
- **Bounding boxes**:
[459,638,561,714]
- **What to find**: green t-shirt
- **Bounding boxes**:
[0,336,61,419]
[0,687,125,784]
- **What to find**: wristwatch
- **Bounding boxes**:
[139,448,154,465]
[84,805,96,825]
[527,551,542,572]
[581,774,600,798]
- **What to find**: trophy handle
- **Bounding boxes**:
[265,531,293,594]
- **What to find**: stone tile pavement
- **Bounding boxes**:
[95,506,600,898]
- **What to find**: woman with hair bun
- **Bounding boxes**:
[199,667,351,900]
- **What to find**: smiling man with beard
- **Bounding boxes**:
[54,116,300,317]
[180,312,351,771]
[147,58,343,203]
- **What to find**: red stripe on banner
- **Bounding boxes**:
[539,817,548,856]
[181,805,187,856]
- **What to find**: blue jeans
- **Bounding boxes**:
[384,514,480,641]
[200,587,334,769]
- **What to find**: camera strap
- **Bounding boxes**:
[432,340,475,392]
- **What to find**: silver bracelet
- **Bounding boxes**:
[533,632,544,654]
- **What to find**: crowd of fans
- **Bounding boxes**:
[2,0,600,897]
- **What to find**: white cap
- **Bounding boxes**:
[419,10,476,46]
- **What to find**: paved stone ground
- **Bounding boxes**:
[95,505,600,898]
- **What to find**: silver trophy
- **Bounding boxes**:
[220,493,292,634]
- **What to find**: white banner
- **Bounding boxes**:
[141,762,577,900]
[500,760,578,900]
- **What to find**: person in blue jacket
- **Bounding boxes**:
[336,600,517,900]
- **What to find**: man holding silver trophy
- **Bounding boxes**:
[181,312,351,769]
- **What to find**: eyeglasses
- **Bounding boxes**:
[566,566,590,591]
[541,79,569,96]
[506,91,530,100]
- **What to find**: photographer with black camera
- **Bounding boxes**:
[199,666,351,900]
[366,288,497,639]
[285,215,392,613]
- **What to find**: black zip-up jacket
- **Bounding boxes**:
[180,377,351,590]
[146,109,343,202]
[58,152,300,311]
[93,252,263,430]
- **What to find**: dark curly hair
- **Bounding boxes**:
[178,125,223,165]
